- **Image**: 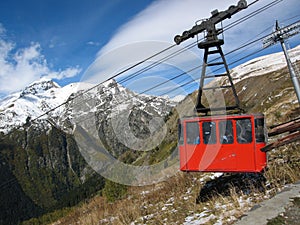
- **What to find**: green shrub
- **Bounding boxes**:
[102,179,127,202]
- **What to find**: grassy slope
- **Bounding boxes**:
[44,143,300,225]
[26,63,300,225]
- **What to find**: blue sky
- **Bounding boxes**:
[0,0,300,98]
[0,0,153,92]
[0,0,153,69]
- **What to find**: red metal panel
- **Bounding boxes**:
[179,114,267,173]
[255,143,267,172]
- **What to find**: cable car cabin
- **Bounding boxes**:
[178,114,267,173]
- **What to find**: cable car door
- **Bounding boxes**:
[216,120,237,171]
[235,118,255,171]
[185,121,201,171]
[197,121,236,171]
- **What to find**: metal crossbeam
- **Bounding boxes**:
[263,20,300,104]
[174,0,248,45]
[263,21,300,48]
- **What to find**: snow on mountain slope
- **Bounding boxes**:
[0,78,174,134]
[0,78,73,133]
[231,45,300,82]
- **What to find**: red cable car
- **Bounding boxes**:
[174,0,268,173]
[178,114,267,173]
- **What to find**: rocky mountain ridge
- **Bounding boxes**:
[0,78,175,135]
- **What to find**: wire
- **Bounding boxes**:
[82,0,278,98]
[248,0,260,8]
[224,0,284,32]
[30,44,177,122]
[72,38,275,128]
[102,0,285,91]
[0,44,178,138]
[41,0,280,106]
[159,40,279,98]
[0,0,286,139]
[118,41,199,85]
[118,0,280,87]
[16,0,284,121]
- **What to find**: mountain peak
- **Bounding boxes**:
[20,78,60,97]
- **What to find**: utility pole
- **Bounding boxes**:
[263,20,300,105]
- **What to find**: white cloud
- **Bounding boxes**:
[0,27,81,95]
[97,0,241,55]
[87,41,100,46]
[46,67,82,80]
[83,0,240,83]
[84,0,300,91]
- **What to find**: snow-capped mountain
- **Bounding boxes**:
[205,44,300,109]
[0,78,77,133]
[231,45,300,82]
[1,79,58,132]
[0,78,175,134]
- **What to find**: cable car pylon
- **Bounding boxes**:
[174,0,248,114]
[196,37,240,113]
[263,20,300,105]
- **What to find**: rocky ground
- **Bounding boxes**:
[275,196,300,225]
[234,181,300,225]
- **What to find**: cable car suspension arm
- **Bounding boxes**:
[174,0,248,45]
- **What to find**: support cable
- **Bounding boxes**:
[0,0,287,139]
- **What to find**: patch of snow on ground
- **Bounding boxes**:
[209,172,223,180]
[184,211,216,225]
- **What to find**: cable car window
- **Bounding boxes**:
[219,121,234,144]
[178,123,184,146]
[255,118,266,143]
[202,122,216,144]
[186,122,200,144]
[236,119,253,144]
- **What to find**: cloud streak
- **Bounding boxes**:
[84,0,300,94]
[97,0,240,55]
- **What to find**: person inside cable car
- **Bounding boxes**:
[222,133,234,144]
[219,121,234,144]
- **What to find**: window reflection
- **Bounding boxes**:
[178,122,184,146]
[255,118,266,143]
[202,122,216,144]
[219,121,234,144]
[186,122,200,145]
[236,119,252,144]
